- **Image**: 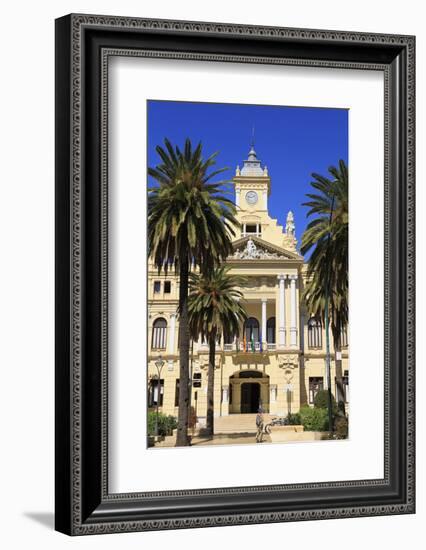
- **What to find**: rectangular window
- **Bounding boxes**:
[193,372,202,388]
[242,224,261,237]
[148,379,164,407]
[164,281,171,293]
[174,379,180,407]
[153,280,161,293]
[309,376,324,404]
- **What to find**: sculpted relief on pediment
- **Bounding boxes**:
[231,238,290,260]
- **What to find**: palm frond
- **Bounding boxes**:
[147,137,237,274]
[301,160,349,331]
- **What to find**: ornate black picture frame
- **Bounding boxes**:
[55,14,415,535]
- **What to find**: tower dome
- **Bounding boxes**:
[240,145,265,176]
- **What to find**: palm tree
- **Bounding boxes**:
[148,138,238,446]
[188,266,247,436]
[301,160,348,421]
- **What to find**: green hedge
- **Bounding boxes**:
[299,406,330,431]
[313,389,338,414]
[311,390,348,436]
[147,411,177,436]
[285,412,301,425]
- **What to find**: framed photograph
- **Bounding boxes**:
[55,14,415,535]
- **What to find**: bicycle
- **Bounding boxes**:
[263,416,290,435]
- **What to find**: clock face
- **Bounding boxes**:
[246,191,258,205]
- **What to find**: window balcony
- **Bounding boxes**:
[237,342,275,352]
[215,341,277,353]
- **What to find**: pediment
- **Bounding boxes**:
[230,236,302,261]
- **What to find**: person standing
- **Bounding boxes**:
[255,408,264,443]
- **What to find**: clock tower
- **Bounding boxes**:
[233,144,271,240]
[232,143,297,251]
[234,144,270,213]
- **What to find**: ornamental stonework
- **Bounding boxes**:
[231,239,289,260]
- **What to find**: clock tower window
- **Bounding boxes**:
[242,223,261,238]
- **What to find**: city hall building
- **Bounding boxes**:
[147,146,349,424]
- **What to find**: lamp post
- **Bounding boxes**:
[154,355,165,439]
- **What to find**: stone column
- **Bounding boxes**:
[289,275,298,347]
[220,385,229,416]
[286,383,294,415]
[269,383,278,415]
[261,298,267,346]
[300,310,305,353]
[222,385,229,404]
[278,274,286,348]
[169,313,176,354]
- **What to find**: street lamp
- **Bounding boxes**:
[154,355,165,439]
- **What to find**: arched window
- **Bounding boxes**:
[341,325,348,348]
[307,317,322,349]
[266,317,276,344]
[152,317,167,350]
[244,317,259,346]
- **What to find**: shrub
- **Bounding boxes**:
[313,389,338,414]
[334,416,349,439]
[147,411,177,436]
[299,406,330,431]
[284,412,301,425]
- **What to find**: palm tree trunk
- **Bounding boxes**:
[176,253,190,446]
[206,332,216,437]
[332,325,346,417]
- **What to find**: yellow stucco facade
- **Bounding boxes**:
[147,146,349,424]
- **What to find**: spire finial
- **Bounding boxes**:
[241,130,263,175]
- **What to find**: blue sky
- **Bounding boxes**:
[147,100,348,254]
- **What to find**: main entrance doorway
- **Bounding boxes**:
[229,370,269,414]
[240,383,261,413]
